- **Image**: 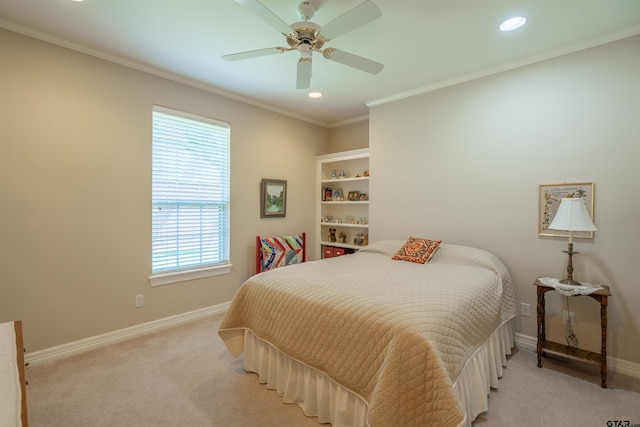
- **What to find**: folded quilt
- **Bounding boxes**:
[259,235,304,271]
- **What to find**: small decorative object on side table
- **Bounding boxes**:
[533,277,611,388]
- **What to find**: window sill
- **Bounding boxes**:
[148,263,232,287]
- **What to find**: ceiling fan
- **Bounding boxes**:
[223,0,384,89]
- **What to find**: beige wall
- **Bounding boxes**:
[0,29,328,352]
[3,26,638,370]
[370,36,640,365]
[327,120,369,153]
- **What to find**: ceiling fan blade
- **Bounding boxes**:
[323,48,383,74]
[222,47,286,61]
[320,1,382,40]
[234,0,292,35]
[296,56,312,89]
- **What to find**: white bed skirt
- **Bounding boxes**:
[243,319,514,427]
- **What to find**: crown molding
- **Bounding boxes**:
[367,25,640,109]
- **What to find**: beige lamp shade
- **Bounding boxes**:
[548,197,597,233]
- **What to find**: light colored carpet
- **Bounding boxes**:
[25,314,640,426]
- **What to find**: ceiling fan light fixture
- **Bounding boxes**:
[226,0,384,88]
[500,16,527,32]
[298,43,312,57]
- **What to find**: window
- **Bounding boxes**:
[149,106,230,286]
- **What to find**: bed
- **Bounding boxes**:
[219,240,518,426]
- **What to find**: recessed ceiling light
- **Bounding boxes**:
[500,16,527,32]
[308,91,323,99]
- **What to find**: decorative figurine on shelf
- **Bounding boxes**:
[338,169,346,178]
[363,170,369,177]
[331,169,338,179]
[339,231,347,243]
[354,233,368,246]
[328,228,337,242]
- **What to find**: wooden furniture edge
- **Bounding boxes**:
[14,320,29,427]
[542,340,602,365]
[533,279,610,388]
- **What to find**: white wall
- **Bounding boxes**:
[0,29,328,352]
[369,36,640,364]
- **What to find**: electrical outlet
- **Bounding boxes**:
[134,294,144,308]
[520,303,530,317]
[562,310,575,324]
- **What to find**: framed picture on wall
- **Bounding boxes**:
[538,182,595,238]
[261,179,287,218]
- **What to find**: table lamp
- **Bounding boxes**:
[547,196,597,286]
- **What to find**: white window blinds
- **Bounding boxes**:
[152,106,230,274]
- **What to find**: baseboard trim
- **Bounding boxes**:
[515,332,640,380]
[25,311,640,380]
[25,302,230,366]
[514,332,538,352]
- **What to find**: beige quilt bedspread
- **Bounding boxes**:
[219,241,518,427]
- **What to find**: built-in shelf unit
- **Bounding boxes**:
[316,148,370,259]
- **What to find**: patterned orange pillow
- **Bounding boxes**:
[392,237,442,264]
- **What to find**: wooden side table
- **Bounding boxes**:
[534,278,611,388]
